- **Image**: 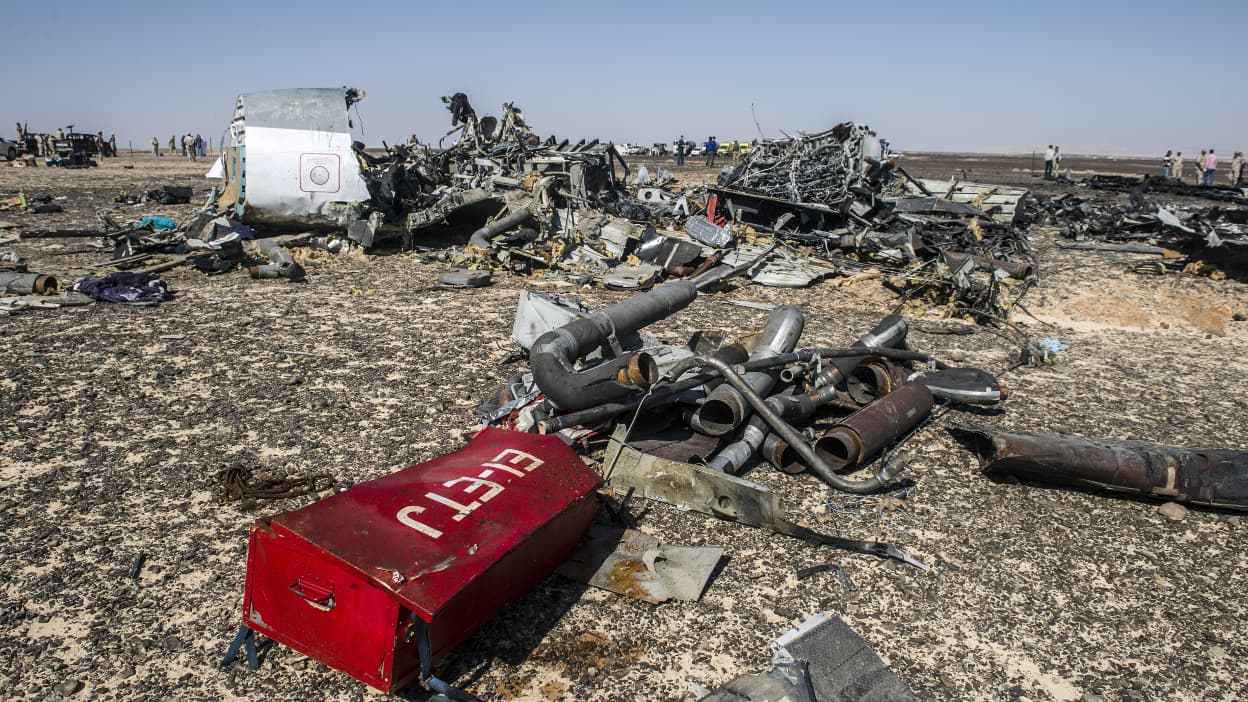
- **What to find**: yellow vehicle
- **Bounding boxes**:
[716,140,754,157]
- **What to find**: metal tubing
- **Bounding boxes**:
[948,423,1248,510]
[814,383,933,471]
[942,251,1033,279]
[530,252,770,412]
[812,315,909,389]
[0,272,57,294]
[666,356,887,493]
[708,385,836,474]
[536,344,749,433]
[692,306,805,436]
[468,208,535,249]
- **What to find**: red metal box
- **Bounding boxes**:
[240,428,602,691]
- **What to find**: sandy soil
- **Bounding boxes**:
[1,152,1246,702]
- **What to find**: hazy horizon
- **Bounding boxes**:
[5,0,1245,160]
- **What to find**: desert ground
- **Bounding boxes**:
[1,150,1246,702]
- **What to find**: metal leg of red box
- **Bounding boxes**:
[221,624,260,670]
[409,614,482,702]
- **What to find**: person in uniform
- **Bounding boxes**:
[1161,150,1172,178]
[56,128,65,141]
[183,134,197,162]
[169,135,176,154]
[108,134,117,157]
[1172,152,1184,182]
[151,136,160,156]
[1229,152,1243,186]
[675,135,686,166]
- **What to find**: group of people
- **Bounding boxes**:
[151,134,208,161]
[1043,145,1063,178]
[670,135,742,168]
[12,123,116,158]
[1161,149,1243,186]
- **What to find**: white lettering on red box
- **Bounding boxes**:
[395,449,545,539]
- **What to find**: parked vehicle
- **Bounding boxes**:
[0,138,18,161]
[51,132,99,167]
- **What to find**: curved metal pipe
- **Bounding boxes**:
[468,207,534,249]
[531,250,772,412]
[691,306,804,436]
[666,356,888,493]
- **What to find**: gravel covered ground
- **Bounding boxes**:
[1,153,1246,701]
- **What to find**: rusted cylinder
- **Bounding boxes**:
[0,271,57,294]
[814,382,933,470]
[948,424,1248,510]
[844,356,906,405]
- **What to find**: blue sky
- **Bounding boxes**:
[5,0,1245,155]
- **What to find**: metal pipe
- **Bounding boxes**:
[666,356,888,493]
[948,423,1248,510]
[530,252,770,412]
[0,272,57,294]
[691,306,805,436]
[813,383,933,471]
[708,384,836,474]
[248,239,304,280]
[535,344,749,433]
[942,251,1033,279]
[812,314,909,389]
[468,207,534,249]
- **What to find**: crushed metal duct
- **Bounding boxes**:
[948,423,1248,510]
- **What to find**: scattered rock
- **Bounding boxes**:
[118,665,135,679]
[52,678,82,696]
[1158,502,1189,521]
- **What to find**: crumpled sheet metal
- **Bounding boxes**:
[949,422,1248,510]
[557,525,722,604]
[702,612,915,702]
[602,428,925,568]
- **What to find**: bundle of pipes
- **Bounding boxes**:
[0,271,58,295]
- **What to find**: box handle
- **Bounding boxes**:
[289,577,335,611]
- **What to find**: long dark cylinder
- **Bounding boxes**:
[813,382,933,471]
[948,423,1248,510]
[468,208,535,249]
[812,314,909,389]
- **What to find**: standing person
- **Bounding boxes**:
[180,134,188,157]
[675,135,686,166]
[108,134,117,157]
[704,136,718,167]
[94,131,104,156]
[1196,150,1207,184]
[1173,151,1185,182]
[56,127,64,141]
[1162,150,1172,178]
[169,135,176,155]
[14,122,22,142]
[1043,144,1054,178]
[183,134,196,162]
[1203,149,1217,186]
[1229,151,1243,186]
[1052,146,1062,178]
[197,134,206,157]
[151,136,160,156]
